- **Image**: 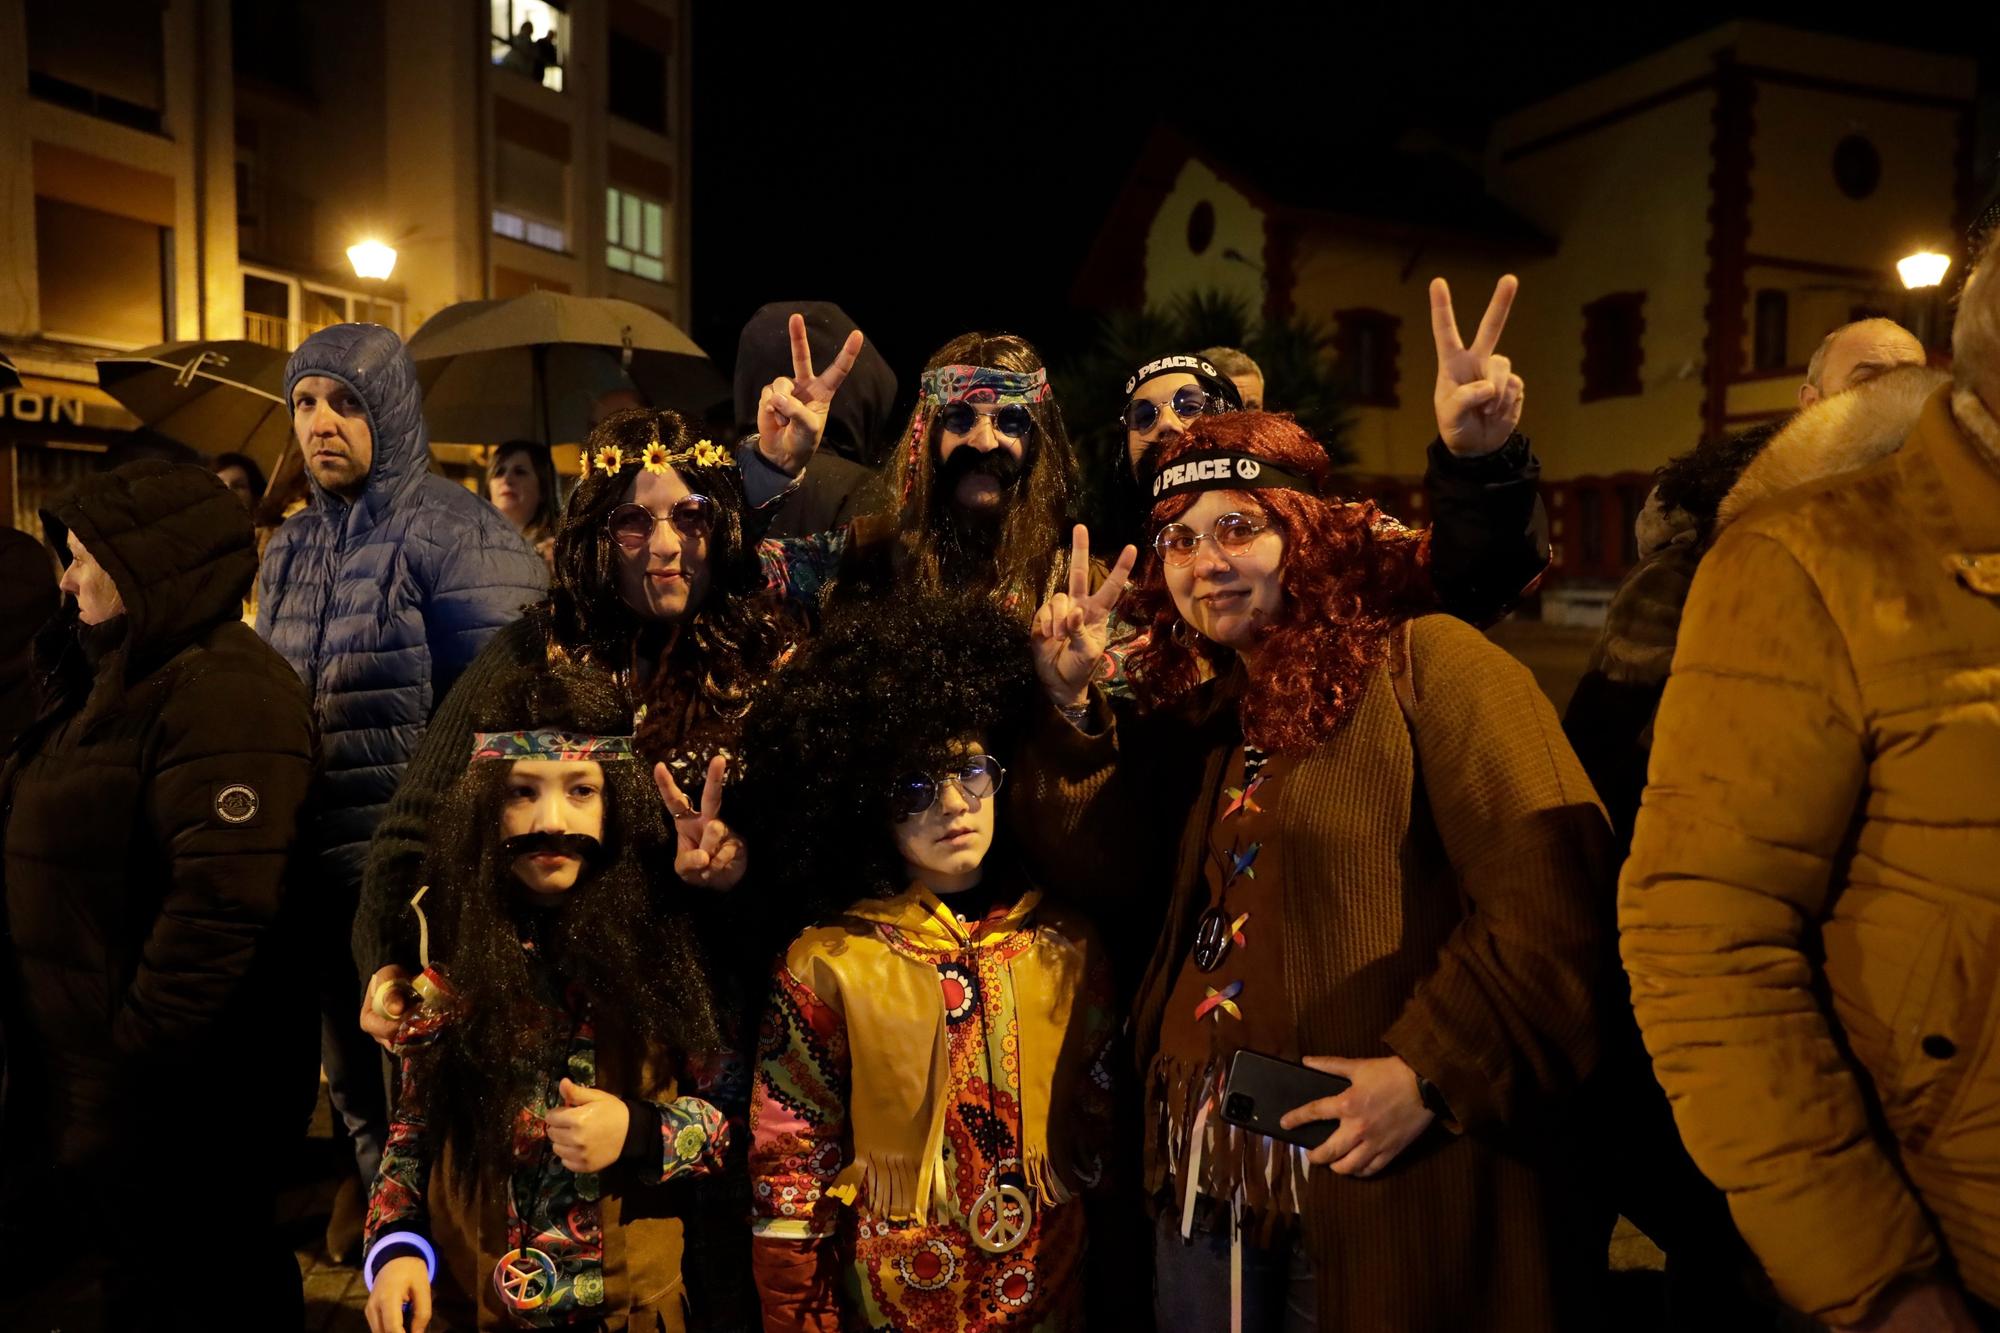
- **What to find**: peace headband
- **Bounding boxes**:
[918,364,1052,408]
[470,730,637,762]
[1148,452,1320,504]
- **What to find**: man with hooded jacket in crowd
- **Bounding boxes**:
[257,322,548,1260]
[0,461,317,1330]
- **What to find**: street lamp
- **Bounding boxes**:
[1898,250,1950,290]
[347,240,398,282]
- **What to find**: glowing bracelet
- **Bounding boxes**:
[363,1231,438,1290]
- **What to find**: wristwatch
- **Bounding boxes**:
[1415,1073,1452,1119]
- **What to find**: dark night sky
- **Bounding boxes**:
[688,4,1997,389]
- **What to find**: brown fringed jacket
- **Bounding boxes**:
[1018,614,1617,1331]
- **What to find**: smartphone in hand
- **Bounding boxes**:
[1219,1050,1352,1150]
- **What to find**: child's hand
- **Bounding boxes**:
[366,1255,431,1333]
[547,1077,632,1174]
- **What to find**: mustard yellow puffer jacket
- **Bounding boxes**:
[1620,379,2000,1325]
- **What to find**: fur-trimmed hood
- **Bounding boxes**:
[1716,365,1948,532]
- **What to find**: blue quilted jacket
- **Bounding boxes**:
[257,324,546,894]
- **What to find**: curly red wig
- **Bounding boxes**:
[1125,412,1428,752]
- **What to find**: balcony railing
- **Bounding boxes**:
[243,312,336,352]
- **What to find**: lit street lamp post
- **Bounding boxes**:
[1899,248,1951,349]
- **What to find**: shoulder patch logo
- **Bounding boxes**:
[214,784,260,824]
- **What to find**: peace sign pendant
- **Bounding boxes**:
[1192,905,1233,973]
[493,1246,559,1312]
[970,1182,1034,1254]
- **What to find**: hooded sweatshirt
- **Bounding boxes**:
[257,324,547,894]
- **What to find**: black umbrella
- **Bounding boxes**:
[95,340,292,468]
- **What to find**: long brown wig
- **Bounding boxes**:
[542,408,792,767]
[882,332,1081,612]
[1125,412,1429,752]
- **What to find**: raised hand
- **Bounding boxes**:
[1431,275,1525,457]
[654,754,746,890]
[1031,525,1138,708]
[757,312,864,475]
[545,1078,630,1174]
[359,963,414,1051]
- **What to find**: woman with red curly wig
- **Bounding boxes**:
[1025,411,1616,1331]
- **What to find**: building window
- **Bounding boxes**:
[1753,289,1789,372]
[608,29,669,134]
[1186,201,1215,255]
[493,138,569,252]
[1577,489,1604,571]
[490,0,566,92]
[35,197,167,347]
[1581,292,1645,401]
[1832,134,1880,201]
[607,187,669,282]
[27,0,165,132]
[1333,308,1401,407]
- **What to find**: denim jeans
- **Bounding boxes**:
[1154,1210,1315,1332]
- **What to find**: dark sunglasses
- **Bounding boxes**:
[1124,384,1222,434]
[939,402,1035,440]
[1152,512,1271,567]
[890,754,1006,819]
[606,497,716,550]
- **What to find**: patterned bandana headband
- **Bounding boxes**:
[1148,451,1320,504]
[470,730,638,762]
[918,364,1052,408]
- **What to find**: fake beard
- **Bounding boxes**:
[930,443,1028,567]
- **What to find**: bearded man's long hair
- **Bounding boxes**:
[882,332,1082,612]
[423,664,724,1182]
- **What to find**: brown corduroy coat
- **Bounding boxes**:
[1021,614,1616,1331]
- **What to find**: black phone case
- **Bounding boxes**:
[1219,1050,1352,1150]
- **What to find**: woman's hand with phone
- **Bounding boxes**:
[1278,1054,1433,1177]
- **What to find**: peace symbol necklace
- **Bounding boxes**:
[966,942,1033,1255]
[1192,745,1267,974]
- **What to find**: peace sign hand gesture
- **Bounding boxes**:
[757,312,865,476]
[1031,525,1138,709]
[654,754,747,891]
[1431,275,1525,457]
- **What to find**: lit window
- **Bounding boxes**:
[489,0,566,93]
[607,186,669,282]
[492,209,567,254]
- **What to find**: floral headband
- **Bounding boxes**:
[580,428,732,478]
[470,730,638,762]
[917,364,1052,409]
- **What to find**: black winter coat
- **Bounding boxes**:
[0,462,317,1187]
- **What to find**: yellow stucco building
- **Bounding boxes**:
[1083,21,1976,585]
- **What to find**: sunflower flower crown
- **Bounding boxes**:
[583,432,733,477]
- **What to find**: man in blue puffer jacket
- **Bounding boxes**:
[257,323,547,1258]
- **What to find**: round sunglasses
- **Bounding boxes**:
[939,401,1035,440]
[1152,512,1271,567]
[1124,384,1223,435]
[605,496,716,551]
[890,754,1006,820]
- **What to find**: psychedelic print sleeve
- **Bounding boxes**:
[635,1093,731,1184]
[750,966,851,1241]
[756,527,851,608]
[364,1015,450,1255]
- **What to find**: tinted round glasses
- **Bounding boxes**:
[606,497,716,551]
[1152,512,1271,567]
[1124,384,1223,434]
[939,401,1035,440]
[890,754,1007,819]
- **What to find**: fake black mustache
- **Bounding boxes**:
[937,442,1026,499]
[501,831,604,861]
